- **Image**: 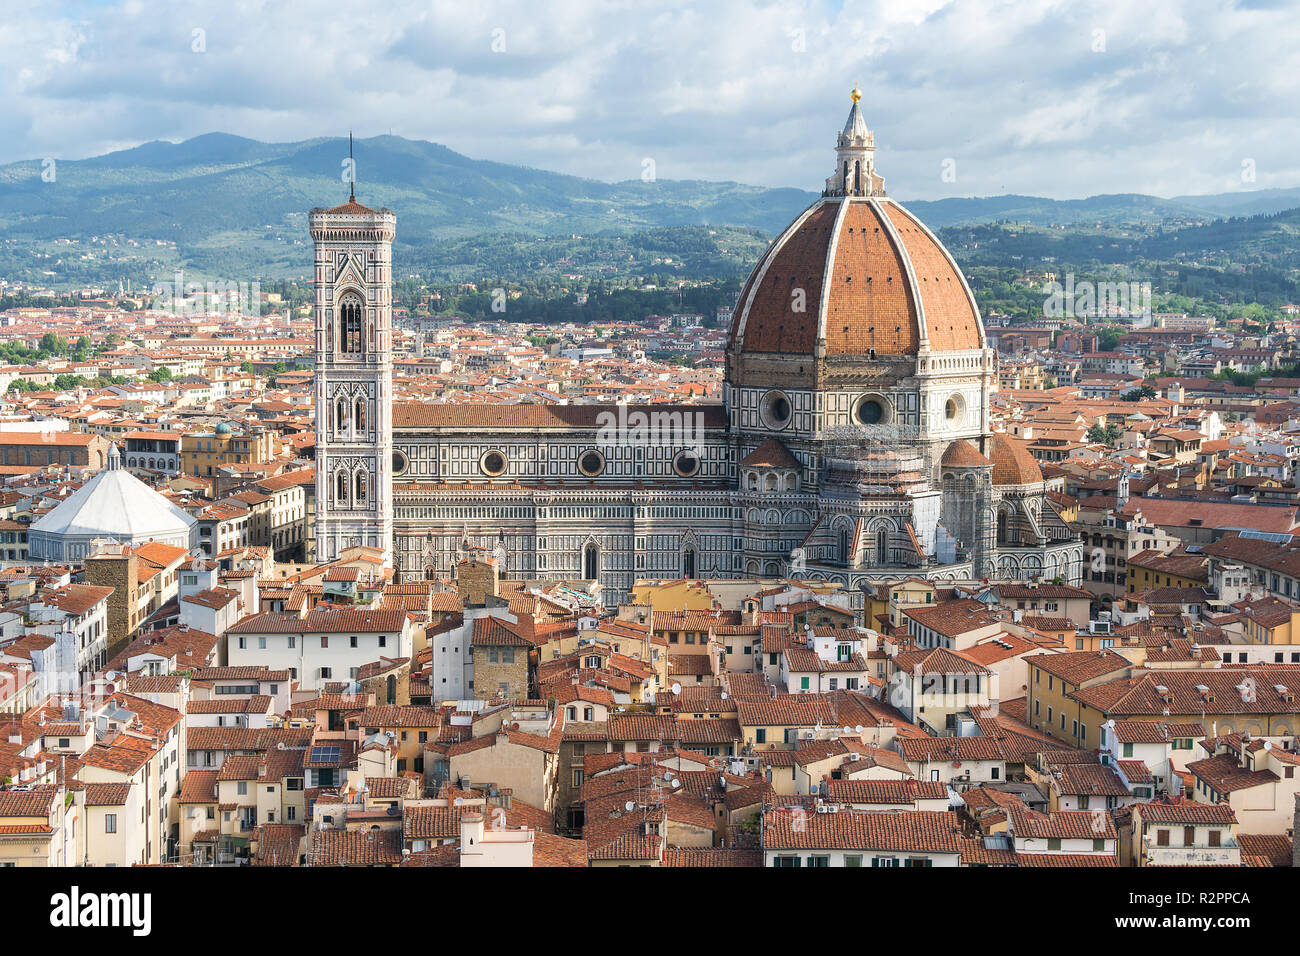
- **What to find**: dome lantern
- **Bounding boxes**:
[825,86,884,198]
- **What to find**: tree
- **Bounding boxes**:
[1121,385,1156,401]
[1087,422,1123,446]
[147,366,173,383]
[39,332,69,356]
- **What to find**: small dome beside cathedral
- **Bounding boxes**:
[940,439,991,469]
[989,433,1044,486]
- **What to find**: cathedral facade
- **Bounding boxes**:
[312,93,1083,606]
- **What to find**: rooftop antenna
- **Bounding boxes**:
[348,130,356,203]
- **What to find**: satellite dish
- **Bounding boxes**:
[854,725,864,734]
[842,726,851,734]
[670,683,682,695]
[624,800,636,812]
[671,778,681,789]
[453,797,463,806]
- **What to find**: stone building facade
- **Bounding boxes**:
[311,196,396,564]
[313,93,1084,606]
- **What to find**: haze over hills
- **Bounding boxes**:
[1,132,1299,288]
[5,133,1300,239]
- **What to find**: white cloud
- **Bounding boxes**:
[1,0,1297,200]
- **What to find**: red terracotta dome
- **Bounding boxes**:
[989,434,1043,486]
[728,196,984,358]
[940,439,991,468]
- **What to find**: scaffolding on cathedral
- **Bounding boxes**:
[819,424,930,499]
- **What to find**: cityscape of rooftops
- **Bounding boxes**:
[0,0,1292,930]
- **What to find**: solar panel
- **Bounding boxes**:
[311,745,341,764]
[1238,529,1294,544]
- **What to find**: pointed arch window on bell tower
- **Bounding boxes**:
[339,294,364,355]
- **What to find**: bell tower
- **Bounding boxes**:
[309,180,396,565]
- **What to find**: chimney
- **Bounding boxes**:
[460,811,485,850]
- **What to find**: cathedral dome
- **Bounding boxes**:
[728,92,983,365]
[989,433,1043,486]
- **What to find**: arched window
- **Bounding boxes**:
[339,294,363,355]
[355,398,366,433]
[336,398,349,434]
[876,528,888,565]
[336,470,349,506]
[683,548,697,579]
[997,510,1010,545]
[854,160,861,194]
[355,470,368,504]
[583,543,599,580]
[838,526,850,565]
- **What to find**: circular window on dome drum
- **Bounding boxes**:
[577,449,606,477]
[391,449,409,476]
[945,393,966,426]
[760,390,792,429]
[853,395,889,426]
[673,450,701,478]
[479,449,507,477]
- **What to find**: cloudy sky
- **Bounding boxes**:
[3,0,1297,200]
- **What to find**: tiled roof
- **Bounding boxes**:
[898,735,1006,763]
[1030,650,1131,685]
[226,608,412,634]
[1136,800,1237,825]
[306,828,403,866]
[1008,807,1117,840]
[762,807,964,853]
[989,433,1043,485]
[739,439,800,469]
[736,697,835,728]
[663,847,762,867]
[825,778,948,804]
[354,705,441,728]
[394,402,726,431]
[893,645,990,676]
[1187,754,1279,793]
[940,439,991,468]
[0,787,56,817]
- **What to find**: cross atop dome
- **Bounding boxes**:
[824,87,885,198]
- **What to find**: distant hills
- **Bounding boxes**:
[908,189,1300,229]
[1,132,1299,286]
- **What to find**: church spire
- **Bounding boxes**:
[823,87,884,198]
